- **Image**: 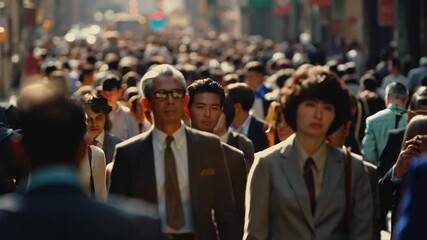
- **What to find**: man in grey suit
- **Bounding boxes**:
[0,94,161,240]
[187,78,246,229]
[110,64,240,240]
[244,67,372,240]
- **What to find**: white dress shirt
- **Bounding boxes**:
[94,130,105,148]
[230,115,252,137]
[152,124,194,233]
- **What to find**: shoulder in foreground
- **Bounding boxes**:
[185,126,221,141]
[255,134,295,159]
[116,130,152,148]
[0,193,21,212]
[106,195,160,220]
[106,132,123,143]
[221,142,244,157]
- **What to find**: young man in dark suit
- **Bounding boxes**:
[226,82,269,152]
[0,94,161,240]
[187,78,246,228]
[214,96,255,171]
[110,64,240,240]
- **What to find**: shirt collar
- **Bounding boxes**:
[95,130,105,146]
[294,137,327,171]
[231,115,252,135]
[219,129,231,143]
[387,103,407,115]
[153,123,186,150]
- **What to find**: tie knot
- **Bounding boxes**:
[166,136,174,146]
[91,139,98,146]
[304,157,315,171]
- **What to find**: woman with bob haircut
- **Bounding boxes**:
[244,66,373,240]
[79,94,122,199]
[80,94,122,165]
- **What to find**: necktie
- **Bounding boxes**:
[304,157,316,214]
[164,136,184,229]
[91,139,98,147]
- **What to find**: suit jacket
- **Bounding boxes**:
[79,145,107,199]
[377,128,405,179]
[227,130,255,171]
[378,167,402,231]
[248,117,269,153]
[244,135,372,240]
[377,129,404,230]
[103,132,123,164]
[0,174,161,240]
[393,156,427,240]
[362,160,381,240]
[221,142,247,225]
[110,127,241,240]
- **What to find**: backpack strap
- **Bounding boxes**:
[342,146,352,232]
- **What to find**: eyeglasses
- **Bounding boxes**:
[151,89,186,101]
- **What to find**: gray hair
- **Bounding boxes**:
[139,64,186,98]
[385,82,408,101]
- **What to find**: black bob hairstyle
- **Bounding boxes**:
[283,67,351,136]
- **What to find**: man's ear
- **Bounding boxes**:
[141,98,151,111]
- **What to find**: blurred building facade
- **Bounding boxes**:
[0,0,426,99]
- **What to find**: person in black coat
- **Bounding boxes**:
[0,94,161,240]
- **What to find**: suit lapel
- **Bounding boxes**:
[279,138,315,230]
[227,132,238,147]
[136,132,158,204]
[185,128,201,216]
[314,145,344,219]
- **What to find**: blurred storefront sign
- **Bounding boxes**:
[274,0,291,15]
[378,0,395,26]
[248,0,273,8]
[310,0,331,6]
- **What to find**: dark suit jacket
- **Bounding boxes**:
[0,183,161,240]
[103,132,123,164]
[248,117,269,153]
[393,156,427,240]
[377,128,405,179]
[377,129,404,230]
[379,167,402,231]
[227,130,255,171]
[110,127,241,240]
[221,143,247,224]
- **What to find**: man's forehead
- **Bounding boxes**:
[153,76,183,87]
[193,92,221,103]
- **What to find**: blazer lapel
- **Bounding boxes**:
[314,145,344,219]
[227,132,238,147]
[135,132,158,204]
[279,138,315,231]
[185,128,202,216]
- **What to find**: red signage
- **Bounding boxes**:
[310,0,331,6]
[378,0,395,26]
[274,0,291,15]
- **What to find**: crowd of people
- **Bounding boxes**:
[1,28,427,239]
